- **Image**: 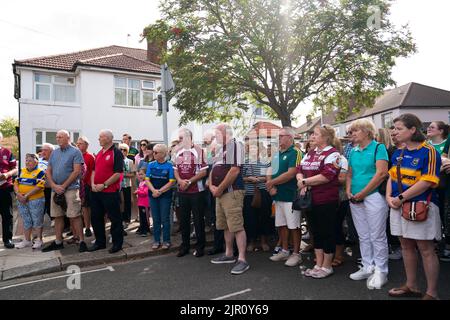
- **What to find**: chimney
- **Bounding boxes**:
[143,28,167,65]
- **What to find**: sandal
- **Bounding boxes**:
[304,265,321,277]
[422,294,439,300]
[388,285,422,298]
[311,267,334,279]
[332,257,344,267]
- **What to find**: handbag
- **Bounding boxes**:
[251,187,262,208]
[396,149,430,222]
[293,189,312,210]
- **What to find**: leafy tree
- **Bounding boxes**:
[145,0,415,126]
[0,117,18,137]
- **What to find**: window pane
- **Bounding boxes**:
[255,107,262,116]
[54,76,75,85]
[54,85,76,102]
[46,132,57,145]
[35,74,51,83]
[128,79,140,89]
[36,84,50,100]
[143,91,154,106]
[73,132,79,142]
[115,88,126,105]
[115,77,126,88]
[36,131,42,145]
[142,80,155,89]
[128,89,140,106]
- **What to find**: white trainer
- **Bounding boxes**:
[367,268,388,289]
[269,250,290,262]
[285,253,302,267]
[32,239,43,250]
[15,240,33,249]
[349,265,375,281]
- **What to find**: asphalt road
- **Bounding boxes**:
[0,249,449,300]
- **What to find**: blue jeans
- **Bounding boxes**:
[150,194,172,244]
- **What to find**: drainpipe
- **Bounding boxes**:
[12,63,21,168]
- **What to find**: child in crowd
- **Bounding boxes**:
[135,169,151,236]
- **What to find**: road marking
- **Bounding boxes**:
[0,266,115,290]
[212,288,252,300]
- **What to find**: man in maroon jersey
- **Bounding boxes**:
[174,128,208,257]
[0,132,18,248]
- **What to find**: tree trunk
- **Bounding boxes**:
[279,114,292,127]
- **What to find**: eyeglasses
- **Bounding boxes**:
[153,151,160,155]
[140,143,147,146]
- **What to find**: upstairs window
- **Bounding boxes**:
[114,77,155,108]
[34,73,76,102]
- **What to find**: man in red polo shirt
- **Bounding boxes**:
[88,130,124,254]
[174,128,208,257]
[0,132,18,249]
[76,136,95,237]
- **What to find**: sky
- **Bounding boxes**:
[1,0,449,126]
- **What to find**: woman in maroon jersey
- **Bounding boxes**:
[297,124,341,279]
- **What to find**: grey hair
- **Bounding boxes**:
[57,130,70,138]
[99,129,114,140]
[77,136,90,145]
[42,143,55,151]
[281,126,296,139]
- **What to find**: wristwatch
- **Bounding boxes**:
[302,179,307,186]
[187,180,192,186]
[398,194,404,201]
[103,183,108,189]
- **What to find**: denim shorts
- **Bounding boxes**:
[17,198,45,230]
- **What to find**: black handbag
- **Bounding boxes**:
[293,189,312,210]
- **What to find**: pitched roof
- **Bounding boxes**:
[246,121,281,138]
[14,45,160,74]
[296,110,338,134]
[340,82,450,124]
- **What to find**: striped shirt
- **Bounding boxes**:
[242,159,270,195]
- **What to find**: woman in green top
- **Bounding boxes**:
[427,121,448,155]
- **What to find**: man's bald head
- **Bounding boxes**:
[56,130,70,148]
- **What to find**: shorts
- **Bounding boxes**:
[216,190,245,233]
[17,197,45,229]
[274,201,301,229]
[51,189,82,218]
[390,202,441,241]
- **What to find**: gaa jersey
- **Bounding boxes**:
[146,160,176,198]
[15,166,45,200]
[173,146,208,194]
[389,142,441,204]
[0,147,17,189]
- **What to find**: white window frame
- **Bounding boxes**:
[34,73,76,102]
[114,76,156,108]
[34,130,80,153]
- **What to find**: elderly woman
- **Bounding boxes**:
[14,154,46,249]
[297,124,341,279]
[387,114,442,300]
[146,144,175,250]
[346,119,389,289]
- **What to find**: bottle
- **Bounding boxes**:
[271,201,276,217]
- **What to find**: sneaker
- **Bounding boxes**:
[349,266,375,281]
[366,268,388,289]
[108,236,112,244]
[140,232,148,237]
[211,255,237,264]
[152,243,160,250]
[32,239,43,250]
[311,267,334,279]
[285,253,302,267]
[389,247,402,260]
[272,246,282,255]
[231,260,250,275]
[270,250,290,262]
[440,249,450,262]
[84,228,93,237]
[42,241,64,252]
[79,241,88,253]
[161,243,171,250]
[16,240,33,249]
[303,265,321,277]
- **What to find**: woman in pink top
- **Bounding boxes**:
[135,169,151,236]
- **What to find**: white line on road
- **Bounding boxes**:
[0,266,115,290]
[212,288,252,300]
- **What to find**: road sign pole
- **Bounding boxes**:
[161,64,168,146]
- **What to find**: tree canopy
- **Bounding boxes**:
[145,0,416,126]
[0,117,18,138]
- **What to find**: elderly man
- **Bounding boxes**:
[0,132,18,249]
[42,130,87,252]
[38,143,55,223]
[76,137,95,237]
[209,123,249,275]
[174,128,208,257]
[267,127,303,267]
[89,130,124,253]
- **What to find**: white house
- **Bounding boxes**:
[297,82,450,138]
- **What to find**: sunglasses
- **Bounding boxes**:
[140,143,147,146]
[120,149,128,151]
[153,151,160,155]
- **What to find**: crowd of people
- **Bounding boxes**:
[0,113,449,298]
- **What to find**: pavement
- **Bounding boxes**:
[0,215,213,281]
